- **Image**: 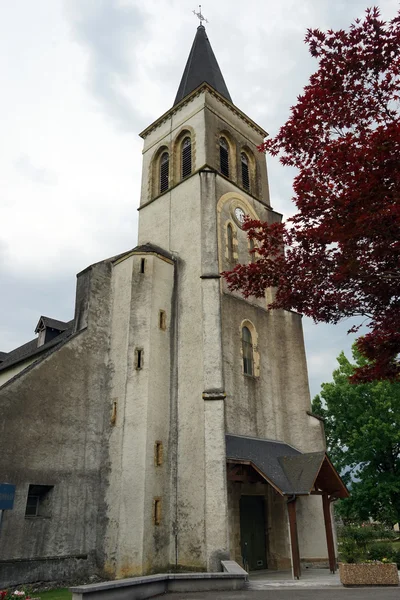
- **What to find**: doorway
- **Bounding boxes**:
[239,495,267,571]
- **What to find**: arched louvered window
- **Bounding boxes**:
[227,223,235,264]
[220,137,229,177]
[242,326,254,376]
[241,152,250,191]
[159,152,169,193]
[181,137,192,179]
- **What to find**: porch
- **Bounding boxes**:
[225,434,349,579]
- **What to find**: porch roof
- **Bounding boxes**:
[225,434,348,499]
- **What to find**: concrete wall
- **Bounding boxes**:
[0,555,95,589]
[103,251,175,578]
[296,496,329,563]
[139,101,230,571]
[0,262,113,586]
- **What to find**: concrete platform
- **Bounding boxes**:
[248,568,341,589]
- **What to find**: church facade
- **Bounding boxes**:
[0,25,347,587]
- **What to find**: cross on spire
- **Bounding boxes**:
[193,5,208,25]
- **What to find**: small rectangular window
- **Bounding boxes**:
[159,310,167,331]
[140,258,146,273]
[135,348,143,370]
[153,497,162,525]
[25,485,53,518]
[155,441,163,466]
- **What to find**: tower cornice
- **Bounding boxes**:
[139,83,268,140]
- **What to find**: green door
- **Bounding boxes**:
[239,495,267,571]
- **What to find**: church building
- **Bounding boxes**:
[0,23,348,587]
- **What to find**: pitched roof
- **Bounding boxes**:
[35,316,70,334]
[174,25,232,106]
[129,243,175,261]
[0,320,74,373]
[226,434,348,497]
[0,352,8,362]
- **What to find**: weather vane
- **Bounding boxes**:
[193,5,208,25]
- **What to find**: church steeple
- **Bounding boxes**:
[173,24,232,106]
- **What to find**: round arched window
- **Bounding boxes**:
[241,152,250,191]
[242,326,253,375]
[159,152,169,193]
[181,137,192,179]
[220,138,229,178]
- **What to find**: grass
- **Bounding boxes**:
[35,590,71,600]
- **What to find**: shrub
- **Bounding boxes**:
[392,548,400,568]
[368,542,394,562]
[338,524,396,563]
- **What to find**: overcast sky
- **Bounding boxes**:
[1,0,397,398]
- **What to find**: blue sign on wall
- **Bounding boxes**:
[0,483,16,510]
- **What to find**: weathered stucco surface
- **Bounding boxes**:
[1,78,332,586]
[0,262,113,585]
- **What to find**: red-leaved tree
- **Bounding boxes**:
[223,7,400,382]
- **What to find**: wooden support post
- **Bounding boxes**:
[287,497,301,580]
[322,493,336,574]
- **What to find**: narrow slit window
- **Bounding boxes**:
[227,224,235,264]
[136,348,143,370]
[154,498,162,525]
[242,326,254,376]
[140,258,146,273]
[159,152,169,193]
[159,310,167,331]
[241,152,250,191]
[249,238,256,263]
[181,137,192,179]
[155,441,163,466]
[220,138,229,178]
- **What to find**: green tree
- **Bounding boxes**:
[312,347,400,525]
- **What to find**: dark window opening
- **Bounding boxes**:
[241,152,250,191]
[136,348,143,370]
[181,137,192,179]
[159,310,167,330]
[220,138,229,178]
[140,258,146,273]
[242,326,254,376]
[154,498,162,525]
[160,152,169,193]
[227,224,235,264]
[155,441,163,466]
[249,238,256,263]
[25,485,53,518]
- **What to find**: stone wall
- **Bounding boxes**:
[0,262,113,586]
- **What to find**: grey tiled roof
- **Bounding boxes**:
[0,320,73,373]
[35,316,70,333]
[226,434,325,495]
[174,25,232,106]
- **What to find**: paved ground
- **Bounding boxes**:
[156,569,399,599]
[158,590,400,599]
[248,568,341,588]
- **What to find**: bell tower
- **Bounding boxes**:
[118,21,328,575]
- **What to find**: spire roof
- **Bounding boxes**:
[173,25,232,106]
